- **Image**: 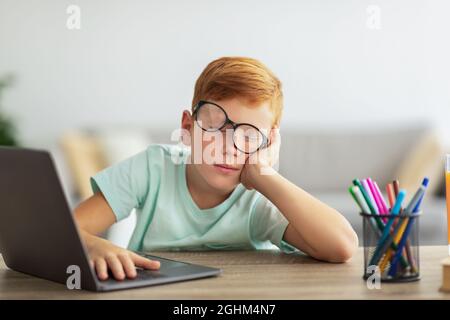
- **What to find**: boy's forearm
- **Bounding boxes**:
[73,193,117,236]
[77,227,110,252]
[252,166,358,261]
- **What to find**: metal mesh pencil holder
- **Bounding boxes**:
[361,211,421,282]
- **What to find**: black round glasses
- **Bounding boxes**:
[192,100,269,154]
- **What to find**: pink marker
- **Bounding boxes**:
[374,181,389,214]
[366,178,387,222]
[361,179,379,215]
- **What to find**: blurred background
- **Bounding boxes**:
[1,0,449,246]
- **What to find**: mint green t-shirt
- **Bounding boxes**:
[90,144,298,253]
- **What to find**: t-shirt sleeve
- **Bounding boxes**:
[249,196,300,254]
[90,149,150,222]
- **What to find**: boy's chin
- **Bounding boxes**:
[204,175,241,195]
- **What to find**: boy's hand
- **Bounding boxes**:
[83,231,160,281]
[240,127,281,190]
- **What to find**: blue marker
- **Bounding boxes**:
[368,190,406,266]
[388,178,429,277]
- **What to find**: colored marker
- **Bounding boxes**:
[393,180,400,197]
[368,179,389,223]
[366,178,382,213]
[369,190,406,266]
[379,217,410,273]
[386,183,396,209]
[349,186,370,214]
[362,179,379,215]
[352,179,384,230]
[351,178,408,269]
[374,181,389,214]
[349,186,381,236]
[445,155,450,256]
[380,181,419,273]
[387,178,429,277]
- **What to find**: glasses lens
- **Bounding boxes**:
[233,124,264,153]
[196,103,226,131]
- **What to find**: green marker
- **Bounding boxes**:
[352,179,384,230]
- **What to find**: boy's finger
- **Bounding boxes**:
[117,254,137,279]
[132,253,161,270]
[95,258,108,281]
[105,255,126,280]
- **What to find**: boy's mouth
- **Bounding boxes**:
[213,164,240,174]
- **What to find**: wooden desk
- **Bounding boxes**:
[1,246,449,299]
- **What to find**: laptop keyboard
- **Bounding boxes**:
[135,268,167,279]
[102,255,189,282]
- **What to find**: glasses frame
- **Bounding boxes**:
[192,100,269,154]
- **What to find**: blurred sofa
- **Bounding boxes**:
[54,123,449,248]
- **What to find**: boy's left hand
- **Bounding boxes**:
[240,127,281,190]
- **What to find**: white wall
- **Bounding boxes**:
[0,0,449,147]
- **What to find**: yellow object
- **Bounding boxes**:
[379,218,409,273]
[446,170,450,254]
[60,131,107,200]
[441,256,450,292]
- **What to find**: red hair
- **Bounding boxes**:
[192,57,283,125]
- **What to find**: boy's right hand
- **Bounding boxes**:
[83,232,160,281]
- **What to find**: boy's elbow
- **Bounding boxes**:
[330,229,359,263]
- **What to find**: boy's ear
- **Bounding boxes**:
[268,125,280,145]
[180,110,193,146]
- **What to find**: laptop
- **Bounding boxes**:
[0,146,221,291]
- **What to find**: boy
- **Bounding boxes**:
[74,57,358,281]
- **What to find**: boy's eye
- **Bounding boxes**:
[244,133,259,141]
[196,103,227,130]
[240,129,260,141]
[194,101,266,153]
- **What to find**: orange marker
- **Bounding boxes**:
[446,155,450,255]
[386,183,396,210]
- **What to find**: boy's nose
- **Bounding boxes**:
[222,129,238,158]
